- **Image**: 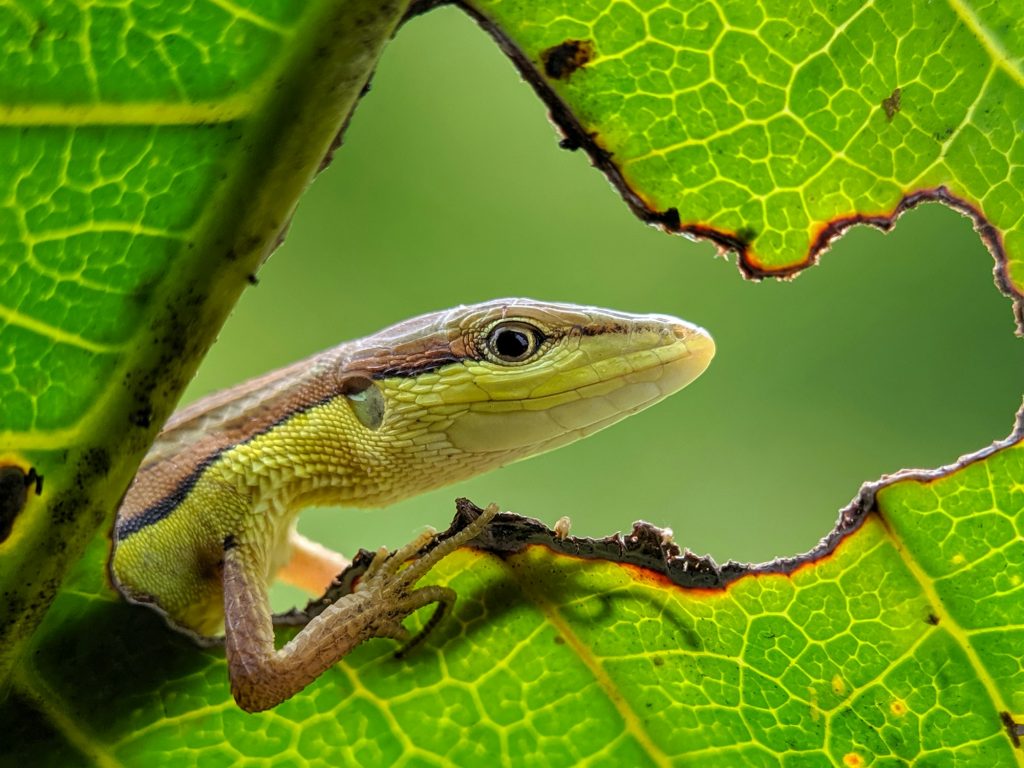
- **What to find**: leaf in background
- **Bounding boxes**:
[2,0,1023,763]
[460,0,1024,296]
[0,0,412,678]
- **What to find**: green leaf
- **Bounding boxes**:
[8,443,1024,764]
[3,0,1024,763]
[462,0,1024,288]
[0,0,411,679]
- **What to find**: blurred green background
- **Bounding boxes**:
[183,9,1022,607]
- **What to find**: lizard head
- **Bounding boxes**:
[346,298,714,468]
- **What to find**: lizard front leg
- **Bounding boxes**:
[222,504,499,712]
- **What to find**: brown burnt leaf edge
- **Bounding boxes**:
[395,1,1024,332]
[481,404,1023,585]
[467,398,1020,584]
[274,405,1024,629]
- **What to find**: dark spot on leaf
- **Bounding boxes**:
[925,612,940,625]
[129,406,153,428]
[29,19,47,51]
[652,655,665,667]
[736,227,757,245]
[541,39,594,80]
[553,635,565,645]
[247,273,259,285]
[1000,711,1021,748]
[882,87,902,121]
[50,494,78,526]
[85,447,111,477]
[0,466,31,543]
[49,451,107,528]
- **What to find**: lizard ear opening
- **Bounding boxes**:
[341,377,385,431]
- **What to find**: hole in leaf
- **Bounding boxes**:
[183,11,1024,590]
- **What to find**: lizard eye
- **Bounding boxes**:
[486,322,544,363]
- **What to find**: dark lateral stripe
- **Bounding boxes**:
[115,460,214,540]
[116,392,339,541]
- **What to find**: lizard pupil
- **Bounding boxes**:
[495,329,529,359]
[488,324,540,362]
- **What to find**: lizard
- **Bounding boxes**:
[111,298,715,711]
